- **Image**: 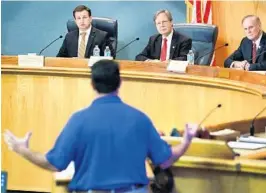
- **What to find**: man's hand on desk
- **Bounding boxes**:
[231,61,247,69]
[244,62,251,71]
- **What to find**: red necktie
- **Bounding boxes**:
[252,42,256,64]
[160,38,167,61]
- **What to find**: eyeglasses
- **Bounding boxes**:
[156,20,170,26]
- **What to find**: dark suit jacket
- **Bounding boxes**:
[57,27,114,58]
[135,31,192,61]
[224,32,266,71]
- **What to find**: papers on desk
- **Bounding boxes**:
[228,141,266,150]
[54,161,74,180]
[88,56,113,67]
[167,60,188,73]
[238,136,266,144]
[210,129,237,136]
[18,54,44,67]
[250,71,266,75]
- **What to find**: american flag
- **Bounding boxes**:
[186,0,216,66]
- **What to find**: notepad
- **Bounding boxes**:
[228,141,266,150]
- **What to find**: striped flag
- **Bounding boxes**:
[186,0,216,66]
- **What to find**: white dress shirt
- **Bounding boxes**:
[254,32,263,50]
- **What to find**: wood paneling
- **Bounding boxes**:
[213,1,266,66]
[1,56,266,192]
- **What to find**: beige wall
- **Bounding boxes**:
[213,1,266,66]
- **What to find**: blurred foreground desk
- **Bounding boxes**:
[1,56,266,192]
[52,138,266,193]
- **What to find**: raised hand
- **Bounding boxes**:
[183,123,198,143]
[3,130,32,154]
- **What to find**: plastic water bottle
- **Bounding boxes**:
[93,45,100,56]
[104,46,111,57]
[187,50,194,65]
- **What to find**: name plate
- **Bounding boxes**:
[167,60,188,73]
[18,54,44,67]
[88,56,113,67]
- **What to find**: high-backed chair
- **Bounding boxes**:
[67,17,118,57]
[1,171,8,193]
[173,23,218,66]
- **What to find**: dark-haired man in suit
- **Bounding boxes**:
[57,5,114,58]
[224,15,266,71]
[135,10,192,62]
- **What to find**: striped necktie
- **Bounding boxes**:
[252,42,257,64]
[78,32,87,58]
[160,38,167,61]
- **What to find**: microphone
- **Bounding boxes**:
[115,37,139,55]
[247,49,266,63]
[196,43,229,63]
[39,35,63,55]
[250,105,266,136]
[198,104,222,129]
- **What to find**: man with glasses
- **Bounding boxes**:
[136,10,192,62]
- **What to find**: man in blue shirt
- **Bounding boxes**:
[4,60,197,193]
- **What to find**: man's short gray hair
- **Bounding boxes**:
[153,10,173,22]
[242,15,261,25]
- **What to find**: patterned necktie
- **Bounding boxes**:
[252,42,256,64]
[78,32,87,58]
[160,38,168,61]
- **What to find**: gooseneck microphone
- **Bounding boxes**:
[39,35,63,55]
[250,105,266,136]
[196,43,229,63]
[115,37,140,55]
[198,104,222,129]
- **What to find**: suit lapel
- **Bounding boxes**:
[246,40,252,61]
[170,31,178,59]
[256,32,266,62]
[73,31,79,56]
[155,35,162,59]
[85,27,96,57]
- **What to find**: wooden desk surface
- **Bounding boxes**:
[2,55,266,96]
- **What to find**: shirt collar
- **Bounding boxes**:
[162,30,174,41]
[92,94,122,105]
[254,32,263,48]
[79,25,92,36]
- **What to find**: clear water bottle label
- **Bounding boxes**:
[187,54,194,65]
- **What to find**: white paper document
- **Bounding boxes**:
[238,136,266,144]
[54,161,75,180]
[18,54,44,67]
[167,60,188,73]
[228,141,266,150]
[88,56,113,67]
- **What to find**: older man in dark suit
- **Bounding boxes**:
[135,10,192,62]
[224,15,266,71]
[57,5,113,58]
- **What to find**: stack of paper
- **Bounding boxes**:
[238,136,266,144]
[228,141,266,150]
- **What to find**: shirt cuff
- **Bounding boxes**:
[230,62,235,68]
